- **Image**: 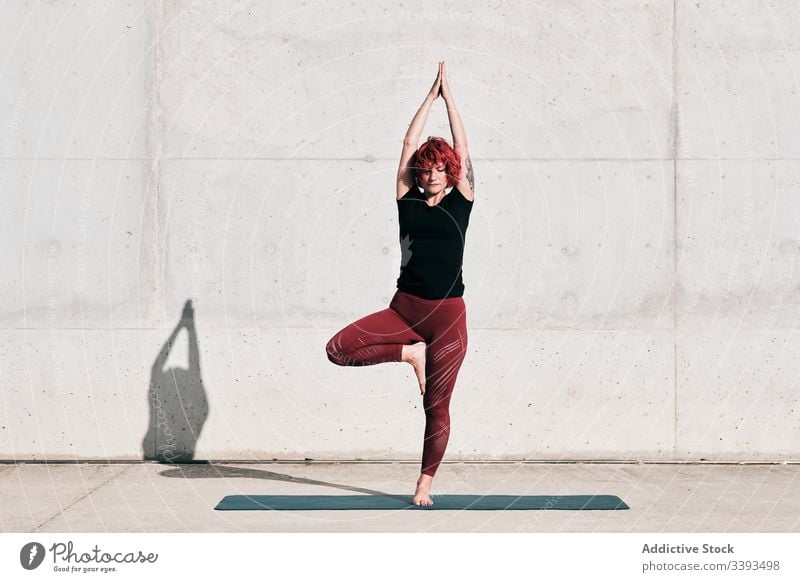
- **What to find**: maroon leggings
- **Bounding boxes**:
[325,290,468,477]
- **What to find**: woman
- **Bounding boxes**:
[325,61,475,506]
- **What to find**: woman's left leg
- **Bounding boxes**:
[416,300,469,478]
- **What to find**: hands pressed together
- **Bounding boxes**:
[428,61,452,102]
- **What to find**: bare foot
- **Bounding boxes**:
[412,473,434,506]
[401,342,427,395]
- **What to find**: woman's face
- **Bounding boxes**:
[417,162,447,195]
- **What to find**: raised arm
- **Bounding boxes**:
[397,62,443,199]
[440,62,474,200]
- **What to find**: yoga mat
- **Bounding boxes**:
[215,494,629,510]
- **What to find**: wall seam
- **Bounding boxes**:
[145,0,165,460]
[672,0,679,461]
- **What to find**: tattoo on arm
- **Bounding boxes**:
[466,156,474,192]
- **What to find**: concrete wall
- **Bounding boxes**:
[1,0,798,461]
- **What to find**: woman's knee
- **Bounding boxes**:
[325,336,346,365]
[328,333,362,366]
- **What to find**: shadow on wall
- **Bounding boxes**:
[142,299,209,463]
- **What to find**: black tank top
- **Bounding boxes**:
[396,184,473,299]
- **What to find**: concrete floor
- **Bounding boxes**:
[1,462,797,533]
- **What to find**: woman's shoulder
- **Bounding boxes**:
[397,185,418,202]
[450,184,474,204]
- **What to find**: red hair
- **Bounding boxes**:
[409,136,462,188]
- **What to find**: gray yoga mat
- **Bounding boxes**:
[215,494,629,510]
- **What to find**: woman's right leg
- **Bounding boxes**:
[325,305,424,367]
